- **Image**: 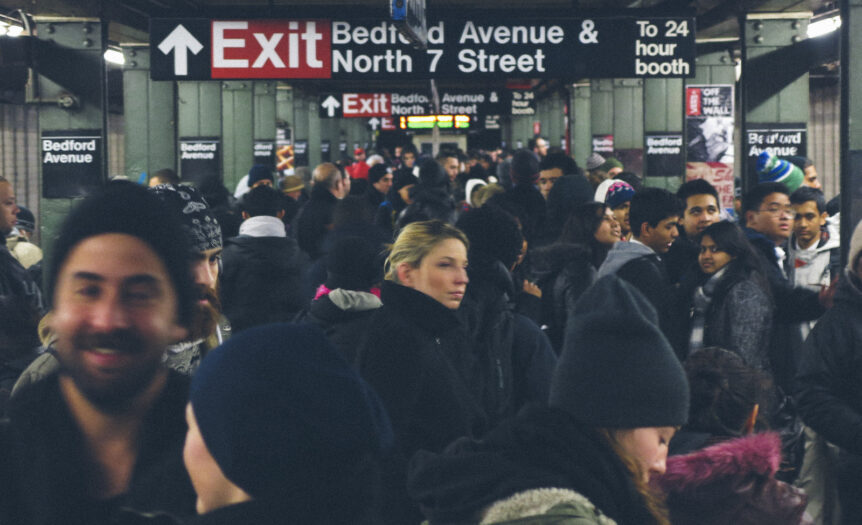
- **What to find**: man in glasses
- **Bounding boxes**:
[742,182,832,393]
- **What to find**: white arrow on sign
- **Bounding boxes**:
[158,24,203,76]
[321,95,341,117]
[368,117,381,130]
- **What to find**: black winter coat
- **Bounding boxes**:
[530,243,596,353]
[356,281,487,456]
[795,271,862,455]
[220,234,309,333]
[457,253,557,425]
[0,373,195,525]
[744,228,823,391]
[681,261,773,369]
[356,281,488,524]
[294,289,381,363]
[293,187,338,260]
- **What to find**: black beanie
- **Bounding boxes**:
[190,323,394,500]
[549,275,689,429]
[511,149,539,185]
[47,183,197,328]
[325,236,382,291]
[368,164,389,185]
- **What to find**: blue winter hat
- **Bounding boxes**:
[756,151,804,192]
[247,164,274,187]
[550,275,689,428]
[190,323,394,500]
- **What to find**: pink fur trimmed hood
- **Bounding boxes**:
[655,432,781,491]
[652,432,812,525]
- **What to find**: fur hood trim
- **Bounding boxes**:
[654,432,782,492]
[479,488,616,525]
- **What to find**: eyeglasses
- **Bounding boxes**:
[758,204,793,216]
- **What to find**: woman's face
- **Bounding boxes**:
[594,207,622,246]
[699,234,734,274]
[399,238,469,309]
[616,426,676,483]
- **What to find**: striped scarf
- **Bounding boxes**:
[689,267,727,354]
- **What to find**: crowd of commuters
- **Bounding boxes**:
[0,141,853,524]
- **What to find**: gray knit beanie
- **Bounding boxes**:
[549,275,689,429]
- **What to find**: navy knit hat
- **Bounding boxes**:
[190,323,394,500]
[550,275,689,428]
[148,184,222,253]
[368,164,389,185]
[247,164,274,187]
[47,183,197,328]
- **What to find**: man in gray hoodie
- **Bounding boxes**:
[598,187,684,358]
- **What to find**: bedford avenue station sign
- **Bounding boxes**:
[151,15,695,81]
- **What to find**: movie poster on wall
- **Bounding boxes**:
[686,84,735,214]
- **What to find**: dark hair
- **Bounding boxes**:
[677,179,719,208]
[684,346,775,437]
[510,149,539,184]
[560,202,613,267]
[539,151,578,175]
[456,205,523,270]
[527,137,544,151]
[789,186,826,214]
[48,183,196,328]
[614,171,643,192]
[333,195,375,229]
[741,182,789,217]
[697,221,765,277]
[241,185,284,218]
[629,188,683,236]
[150,168,179,185]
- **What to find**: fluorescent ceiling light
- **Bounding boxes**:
[808,15,841,38]
[6,25,23,37]
[104,48,125,65]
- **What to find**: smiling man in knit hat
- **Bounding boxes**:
[795,218,862,524]
[0,183,198,525]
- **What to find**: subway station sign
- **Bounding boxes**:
[150,15,695,80]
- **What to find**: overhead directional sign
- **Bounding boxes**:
[157,24,203,76]
[321,95,341,117]
[150,15,696,80]
[318,93,391,118]
[320,90,504,118]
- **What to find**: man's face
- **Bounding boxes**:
[534,139,548,157]
[538,168,563,199]
[746,192,792,244]
[683,194,720,237]
[402,152,415,169]
[640,216,680,254]
[373,173,393,195]
[612,201,631,235]
[0,181,19,236]
[51,233,187,409]
[355,151,366,163]
[443,157,459,182]
[793,200,827,249]
[803,166,821,190]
